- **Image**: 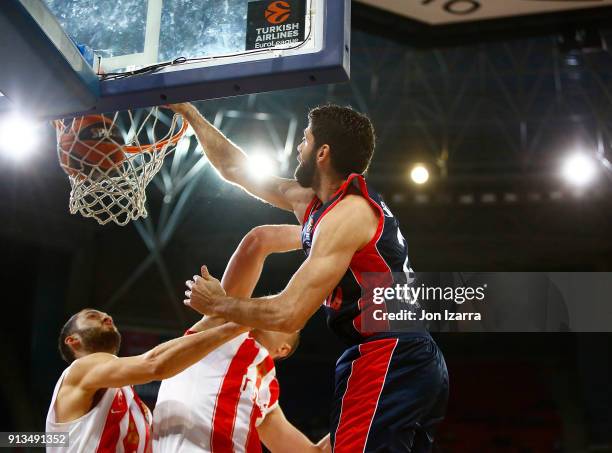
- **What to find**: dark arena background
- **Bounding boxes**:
[2,1,612,452]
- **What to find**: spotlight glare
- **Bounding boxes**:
[410,165,430,185]
[0,114,39,160]
[562,153,597,187]
[249,153,277,179]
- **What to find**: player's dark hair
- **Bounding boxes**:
[308,104,375,178]
[58,311,83,363]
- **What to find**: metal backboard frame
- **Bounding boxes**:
[0,0,350,119]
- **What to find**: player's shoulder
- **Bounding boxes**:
[65,353,118,384]
[313,194,377,246]
[75,352,119,365]
[334,193,377,220]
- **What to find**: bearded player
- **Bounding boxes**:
[46,310,247,452]
[154,224,330,452]
[173,102,449,452]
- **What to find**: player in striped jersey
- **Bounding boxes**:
[46,309,247,453]
[173,102,448,452]
[154,224,330,453]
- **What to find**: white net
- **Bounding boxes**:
[55,108,187,226]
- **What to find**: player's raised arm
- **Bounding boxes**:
[188,224,302,332]
[184,195,378,332]
[221,224,303,297]
[67,322,247,391]
[169,103,313,216]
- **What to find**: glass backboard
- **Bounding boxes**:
[0,0,350,119]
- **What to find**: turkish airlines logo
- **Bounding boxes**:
[265,1,291,24]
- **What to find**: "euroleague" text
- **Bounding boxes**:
[255,23,300,48]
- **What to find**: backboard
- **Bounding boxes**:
[0,0,350,119]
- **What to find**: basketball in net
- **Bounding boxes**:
[58,115,126,179]
[55,108,187,226]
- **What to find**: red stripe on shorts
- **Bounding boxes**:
[333,338,397,453]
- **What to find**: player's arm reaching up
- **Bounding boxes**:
[188,224,303,333]
[184,194,378,332]
[183,224,331,452]
[169,103,314,219]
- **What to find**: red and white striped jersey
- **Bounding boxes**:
[153,333,279,453]
[46,365,153,453]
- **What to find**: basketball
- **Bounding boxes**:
[265,1,291,25]
[58,115,125,178]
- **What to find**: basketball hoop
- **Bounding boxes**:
[54,108,188,226]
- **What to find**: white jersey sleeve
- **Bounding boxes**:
[46,365,152,453]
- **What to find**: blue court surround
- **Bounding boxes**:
[0,0,350,119]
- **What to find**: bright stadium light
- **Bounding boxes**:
[0,114,39,160]
[562,153,597,187]
[410,164,430,185]
[249,152,278,179]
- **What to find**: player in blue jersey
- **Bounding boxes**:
[172,102,449,452]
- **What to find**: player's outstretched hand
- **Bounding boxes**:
[184,265,226,315]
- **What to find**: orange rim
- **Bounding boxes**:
[53,113,188,154]
[123,117,188,154]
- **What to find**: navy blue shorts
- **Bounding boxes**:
[330,334,449,452]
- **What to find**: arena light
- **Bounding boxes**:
[249,152,278,179]
[562,153,597,187]
[0,114,39,160]
[410,164,430,185]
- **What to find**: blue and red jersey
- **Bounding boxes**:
[301,173,412,344]
[301,174,448,451]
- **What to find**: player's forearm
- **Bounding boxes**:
[143,322,246,379]
[268,435,323,453]
[188,315,228,333]
[281,435,329,453]
[179,104,247,180]
[258,407,328,453]
[191,231,274,332]
[221,225,302,299]
[210,294,298,333]
[189,237,268,332]
[221,231,270,299]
